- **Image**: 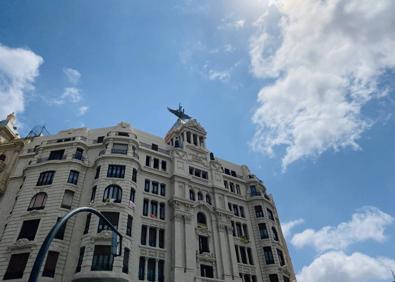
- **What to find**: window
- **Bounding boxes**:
[160,183,166,196]
[76,247,85,272]
[18,219,40,241]
[0,154,5,161]
[240,246,247,264]
[130,188,135,203]
[247,248,254,265]
[118,132,129,137]
[145,179,150,192]
[202,171,208,179]
[198,191,203,201]
[37,171,55,186]
[55,217,66,240]
[149,227,157,247]
[123,248,130,273]
[147,258,156,281]
[3,253,30,280]
[151,143,158,151]
[231,170,237,177]
[49,149,65,160]
[145,156,151,166]
[190,190,195,201]
[74,147,84,160]
[143,199,149,216]
[132,168,137,182]
[235,245,240,262]
[236,223,242,237]
[107,164,125,178]
[186,131,191,143]
[112,143,128,154]
[200,264,214,278]
[139,257,145,280]
[126,215,133,236]
[277,249,285,266]
[67,170,79,185]
[92,245,113,271]
[28,192,47,211]
[103,185,122,203]
[283,276,290,282]
[255,205,264,218]
[231,221,236,236]
[259,223,269,239]
[159,229,165,249]
[242,224,249,239]
[98,212,119,232]
[61,190,74,209]
[95,166,101,179]
[141,225,147,245]
[158,260,164,282]
[272,226,279,241]
[228,202,232,211]
[230,182,235,193]
[42,251,59,277]
[199,236,209,253]
[264,247,275,264]
[193,133,198,145]
[153,158,159,169]
[267,208,275,220]
[197,212,207,226]
[97,136,104,143]
[84,214,91,234]
[152,182,159,194]
[159,203,165,220]
[235,184,241,194]
[233,205,239,216]
[206,194,211,205]
[151,201,158,217]
[224,180,228,189]
[91,186,97,202]
[269,274,279,282]
[239,206,245,218]
[161,160,167,171]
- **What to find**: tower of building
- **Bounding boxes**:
[0,109,296,282]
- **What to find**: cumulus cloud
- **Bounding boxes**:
[52,87,82,105]
[0,43,43,118]
[297,251,395,282]
[291,207,393,252]
[63,67,81,84]
[249,0,395,169]
[78,105,88,116]
[281,218,304,238]
[208,69,231,82]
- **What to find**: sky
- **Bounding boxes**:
[1,0,395,281]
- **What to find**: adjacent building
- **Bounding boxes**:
[0,109,296,282]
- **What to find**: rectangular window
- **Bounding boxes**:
[61,190,74,209]
[112,143,128,154]
[97,136,104,143]
[267,208,275,220]
[149,227,157,247]
[193,133,198,145]
[143,199,149,216]
[264,247,275,264]
[255,205,264,218]
[228,202,232,211]
[224,168,230,175]
[95,166,101,179]
[151,143,158,151]
[91,245,113,271]
[231,221,236,236]
[126,215,133,237]
[139,257,145,280]
[151,201,158,217]
[49,149,65,160]
[147,258,156,281]
[277,249,285,266]
[152,182,159,194]
[202,171,208,179]
[91,186,97,202]
[186,131,191,143]
[233,204,239,216]
[224,180,228,189]
[145,179,150,192]
[18,219,40,241]
[76,247,85,273]
[235,245,240,262]
[231,170,237,177]
[158,260,164,282]
[283,276,290,282]
[269,274,279,282]
[259,223,269,239]
[84,214,91,234]
[3,253,30,280]
[107,165,125,178]
[159,229,165,249]
[145,156,151,166]
[242,224,249,239]
[141,225,147,245]
[132,168,137,182]
[189,166,194,175]
[199,236,210,253]
[42,251,59,277]
[122,248,130,274]
[55,217,66,240]
[153,158,159,169]
[235,184,241,194]
[247,248,254,265]
[160,183,166,196]
[67,170,79,185]
[239,206,245,218]
[98,212,119,232]
[200,264,214,278]
[230,182,235,192]
[240,246,247,264]
[161,160,167,171]
[159,203,165,220]
[37,171,55,186]
[74,147,84,160]
[236,223,242,237]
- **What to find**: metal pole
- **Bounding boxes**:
[28,207,123,282]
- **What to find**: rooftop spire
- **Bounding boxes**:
[167,103,192,121]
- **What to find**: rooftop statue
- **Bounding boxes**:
[167,104,192,120]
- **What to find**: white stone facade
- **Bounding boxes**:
[0,117,296,282]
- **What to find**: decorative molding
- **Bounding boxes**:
[8,239,36,251]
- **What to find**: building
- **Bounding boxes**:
[0,108,296,282]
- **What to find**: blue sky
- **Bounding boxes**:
[1,0,395,280]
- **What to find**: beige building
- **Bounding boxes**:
[0,110,296,282]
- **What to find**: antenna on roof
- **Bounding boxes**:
[26,125,50,138]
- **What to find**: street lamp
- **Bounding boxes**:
[28,207,123,282]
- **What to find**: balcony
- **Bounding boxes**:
[73,153,86,161]
[111,148,128,155]
[37,155,67,163]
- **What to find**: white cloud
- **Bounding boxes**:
[78,106,88,116]
[281,218,304,238]
[297,251,395,282]
[208,69,231,82]
[60,87,82,104]
[249,0,395,169]
[291,207,393,252]
[63,67,81,84]
[0,43,43,118]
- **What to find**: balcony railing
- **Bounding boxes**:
[111,148,128,155]
[73,154,85,161]
[37,155,67,163]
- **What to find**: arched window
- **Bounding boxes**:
[189,190,195,201]
[197,192,203,201]
[103,185,122,203]
[272,226,279,241]
[28,192,47,211]
[197,212,207,226]
[130,188,136,203]
[206,194,211,205]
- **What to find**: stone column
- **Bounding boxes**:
[172,213,186,280]
[218,223,233,280]
[184,214,197,279]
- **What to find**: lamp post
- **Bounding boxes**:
[28,207,122,282]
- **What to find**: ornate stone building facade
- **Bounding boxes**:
[0,111,296,282]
